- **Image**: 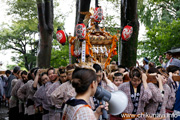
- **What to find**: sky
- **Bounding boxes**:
[0,0,146,70]
[0,0,15,70]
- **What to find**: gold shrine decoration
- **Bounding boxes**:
[69,34,96,61]
[104,35,118,69]
[69,31,119,68]
[69,7,120,69]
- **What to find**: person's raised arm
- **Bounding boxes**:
[33,69,41,89]
[103,71,111,85]
[156,74,164,95]
[142,73,148,89]
[136,61,139,67]
[103,71,118,91]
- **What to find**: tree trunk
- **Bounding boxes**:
[75,0,80,29]
[36,0,54,68]
[78,0,91,23]
[24,54,29,70]
[121,0,139,68]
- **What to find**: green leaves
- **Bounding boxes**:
[138,20,180,65]
[138,0,180,65]
[0,21,38,70]
[7,0,37,20]
[50,40,69,67]
[1,0,67,69]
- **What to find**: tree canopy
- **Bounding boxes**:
[0,0,69,70]
[138,0,180,64]
[0,21,38,70]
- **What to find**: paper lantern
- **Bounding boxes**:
[121,25,133,41]
[56,28,66,45]
[94,7,104,23]
[76,23,86,40]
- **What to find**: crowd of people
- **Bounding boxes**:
[0,51,180,120]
